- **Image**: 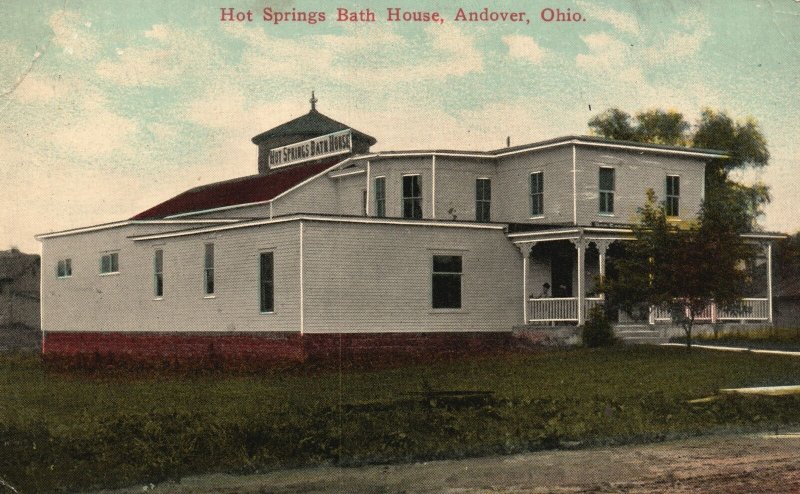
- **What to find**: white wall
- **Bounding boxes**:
[41,222,301,333]
[302,220,522,333]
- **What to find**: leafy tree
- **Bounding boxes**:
[587,109,637,142]
[602,189,756,349]
[588,107,770,226]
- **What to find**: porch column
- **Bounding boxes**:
[570,238,587,325]
[516,242,534,324]
[767,242,773,324]
[593,240,613,300]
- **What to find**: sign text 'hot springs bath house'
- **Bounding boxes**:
[37,96,782,359]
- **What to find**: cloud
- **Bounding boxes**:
[643,13,710,64]
[6,70,139,160]
[502,35,547,64]
[226,22,483,85]
[48,10,99,59]
[96,24,218,87]
[576,1,640,35]
[575,32,644,85]
[51,97,138,158]
[13,72,65,103]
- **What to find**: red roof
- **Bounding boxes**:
[131,159,340,220]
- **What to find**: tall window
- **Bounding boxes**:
[100,252,119,274]
[475,178,491,222]
[374,176,386,218]
[666,175,680,217]
[432,255,462,309]
[153,249,163,298]
[260,252,274,313]
[204,243,215,295]
[599,167,615,214]
[530,172,544,216]
[402,175,422,219]
[56,258,72,278]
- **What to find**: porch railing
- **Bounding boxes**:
[645,298,769,324]
[531,297,769,324]
[528,297,603,323]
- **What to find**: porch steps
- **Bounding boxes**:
[614,325,669,345]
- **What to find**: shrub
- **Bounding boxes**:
[581,306,616,347]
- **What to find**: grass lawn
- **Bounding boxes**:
[3,345,800,492]
[676,327,800,351]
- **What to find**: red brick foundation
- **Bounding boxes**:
[41,331,516,370]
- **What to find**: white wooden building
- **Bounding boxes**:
[37,97,782,357]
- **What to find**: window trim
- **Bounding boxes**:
[475,177,491,222]
[259,251,275,314]
[374,176,386,218]
[99,252,119,276]
[401,173,423,220]
[56,258,72,279]
[665,174,680,217]
[529,171,544,218]
[431,254,463,310]
[203,243,215,296]
[598,166,615,216]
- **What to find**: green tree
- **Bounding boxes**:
[588,107,771,226]
[603,189,756,349]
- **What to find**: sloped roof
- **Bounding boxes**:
[251,109,377,146]
[131,159,340,220]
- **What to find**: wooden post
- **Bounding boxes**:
[571,237,586,325]
[767,242,773,324]
[593,240,612,301]
[517,243,534,324]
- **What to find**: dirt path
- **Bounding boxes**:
[101,432,800,493]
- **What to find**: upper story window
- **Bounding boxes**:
[530,172,544,217]
[402,174,422,219]
[204,243,215,295]
[56,258,72,278]
[260,252,274,313]
[99,252,119,274]
[666,175,680,217]
[374,176,386,218]
[599,167,615,214]
[432,255,462,309]
[154,249,164,298]
[475,178,491,222]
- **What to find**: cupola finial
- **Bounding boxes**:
[310,90,318,111]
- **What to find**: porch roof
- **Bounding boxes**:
[507,223,786,244]
[507,224,635,243]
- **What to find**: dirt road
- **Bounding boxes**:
[100,432,800,493]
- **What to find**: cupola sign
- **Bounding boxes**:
[268,129,352,168]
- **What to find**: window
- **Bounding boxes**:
[154,249,163,298]
[475,178,491,222]
[99,252,119,274]
[432,255,462,309]
[374,177,386,218]
[599,167,615,214]
[666,175,680,217]
[402,175,422,219]
[56,258,72,278]
[204,243,215,295]
[530,172,544,216]
[260,252,274,313]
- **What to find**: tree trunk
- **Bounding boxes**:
[684,313,694,350]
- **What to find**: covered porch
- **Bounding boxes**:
[509,226,777,326]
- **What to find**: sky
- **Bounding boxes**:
[1,0,798,252]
